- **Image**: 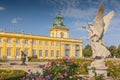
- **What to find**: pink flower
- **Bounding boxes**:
[58,73,64,78]
[64,72,68,77]
[36,76,41,80]
[26,74,30,77]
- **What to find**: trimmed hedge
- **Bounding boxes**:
[0,69,27,80]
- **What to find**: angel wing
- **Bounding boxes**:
[94,3,104,39]
[103,10,114,35]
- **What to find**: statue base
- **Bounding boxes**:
[88,58,108,77]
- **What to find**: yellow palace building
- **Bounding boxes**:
[0,12,82,60]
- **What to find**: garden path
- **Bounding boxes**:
[0,61,47,73]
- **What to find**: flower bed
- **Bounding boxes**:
[22,57,92,80]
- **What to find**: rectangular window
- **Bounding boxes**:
[32,40,36,45]
[25,40,28,45]
[0,38,2,42]
[56,42,60,46]
[51,42,54,46]
[16,49,20,56]
[56,50,60,57]
[65,50,69,57]
[51,50,54,57]
[24,49,28,56]
[7,39,11,43]
[16,40,20,44]
[7,48,11,56]
[75,50,79,57]
[39,41,42,45]
[65,44,70,49]
[0,48,1,56]
[75,45,80,50]
[45,50,48,57]
[46,42,48,46]
[39,50,42,57]
[32,49,36,56]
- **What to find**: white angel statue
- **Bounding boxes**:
[83,3,114,58]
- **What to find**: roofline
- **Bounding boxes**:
[0,32,82,43]
[50,27,69,31]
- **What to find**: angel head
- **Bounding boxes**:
[88,22,94,31]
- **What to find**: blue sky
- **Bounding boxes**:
[0,0,120,47]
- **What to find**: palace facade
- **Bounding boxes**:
[0,12,82,60]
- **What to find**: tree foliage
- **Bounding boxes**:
[83,44,120,58]
[83,45,92,58]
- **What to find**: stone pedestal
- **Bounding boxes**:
[88,58,108,77]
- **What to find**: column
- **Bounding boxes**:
[71,44,75,57]
[36,40,39,58]
[28,39,32,57]
[12,38,16,59]
[80,45,83,58]
[54,42,57,59]
[48,41,51,59]
[60,42,64,58]
[2,38,7,59]
[42,41,45,59]
[20,39,25,58]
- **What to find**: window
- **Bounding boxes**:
[39,41,42,45]
[7,48,11,56]
[51,50,54,57]
[75,45,80,50]
[7,39,11,43]
[65,50,69,57]
[46,42,48,46]
[51,42,54,46]
[39,50,42,57]
[45,50,48,57]
[56,42,60,46]
[75,50,79,57]
[56,50,60,57]
[65,44,70,49]
[16,49,20,56]
[16,40,20,44]
[0,38,2,42]
[0,48,1,56]
[32,40,36,45]
[52,33,54,36]
[60,32,64,38]
[32,49,36,56]
[25,40,28,45]
[24,49,28,56]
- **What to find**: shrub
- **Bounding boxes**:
[0,69,27,80]
[22,57,92,80]
[106,60,120,79]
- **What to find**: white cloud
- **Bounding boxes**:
[0,6,5,11]
[11,17,23,24]
[62,7,97,19]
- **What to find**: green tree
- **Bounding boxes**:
[107,45,117,57]
[83,45,92,58]
[116,45,120,58]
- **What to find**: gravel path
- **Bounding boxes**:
[0,61,47,73]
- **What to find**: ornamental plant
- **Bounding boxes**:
[0,69,26,80]
[22,57,92,80]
